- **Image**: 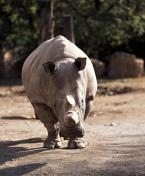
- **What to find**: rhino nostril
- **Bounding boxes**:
[66,111,74,116]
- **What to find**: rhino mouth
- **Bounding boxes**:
[60,123,84,138]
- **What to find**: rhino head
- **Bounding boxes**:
[43,57,87,138]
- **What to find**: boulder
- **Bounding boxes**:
[108,52,144,78]
[91,59,105,78]
[0,47,5,78]
[3,50,13,78]
[0,62,5,78]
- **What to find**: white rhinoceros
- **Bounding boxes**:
[22,35,97,149]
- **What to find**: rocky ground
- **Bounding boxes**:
[0,77,145,176]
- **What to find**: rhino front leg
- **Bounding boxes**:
[67,98,94,149]
[33,103,61,149]
[68,138,86,149]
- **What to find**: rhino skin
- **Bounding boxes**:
[22,35,97,149]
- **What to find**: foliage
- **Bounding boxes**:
[0,0,145,59]
[55,0,145,56]
[0,0,38,48]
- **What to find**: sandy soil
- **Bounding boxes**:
[0,77,145,176]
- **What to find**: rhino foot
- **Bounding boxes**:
[44,139,62,149]
[68,138,86,149]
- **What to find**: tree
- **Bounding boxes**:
[0,0,39,77]
[0,0,145,64]
[55,0,145,57]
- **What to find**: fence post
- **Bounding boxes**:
[62,15,75,43]
[39,0,55,43]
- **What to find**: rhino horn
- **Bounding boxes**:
[65,111,79,126]
[66,95,76,107]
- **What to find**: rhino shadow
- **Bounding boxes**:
[0,138,45,165]
[57,134,145,176]
[0,163,46,176]
[1,116,34,120]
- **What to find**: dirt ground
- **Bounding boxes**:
[0,77,145,176]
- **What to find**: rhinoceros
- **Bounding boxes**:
[22,35,97,149]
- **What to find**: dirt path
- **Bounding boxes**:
[0,78,145,176]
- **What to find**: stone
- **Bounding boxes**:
[108,52,144,78]
[91,59,105,78]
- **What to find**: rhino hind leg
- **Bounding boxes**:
[33,103,61,149]
[68,138,86,149]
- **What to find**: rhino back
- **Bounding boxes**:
[22,35,88,77]
[22,35,97,104]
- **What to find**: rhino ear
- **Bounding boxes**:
[43,61,56,75]
[74,57,86,71]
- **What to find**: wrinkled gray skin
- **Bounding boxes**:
[22,36,97,149]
